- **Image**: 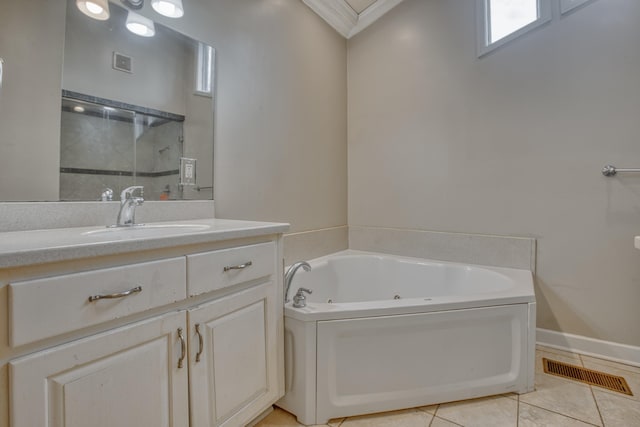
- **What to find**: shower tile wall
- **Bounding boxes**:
[60,110,134,200]
[60,111,183,201]
[136,120,183,200]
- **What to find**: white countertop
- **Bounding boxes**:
[0,218,289,268]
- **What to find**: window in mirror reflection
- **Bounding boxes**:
[196,42,214,97]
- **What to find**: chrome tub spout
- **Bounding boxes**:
[284,261,311,303]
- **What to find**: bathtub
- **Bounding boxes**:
[277,250,536,425]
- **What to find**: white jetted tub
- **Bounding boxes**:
[277,250,536,425]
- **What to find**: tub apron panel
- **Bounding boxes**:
[316,304,529,423]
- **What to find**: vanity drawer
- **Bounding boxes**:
[9,257,186,347]
[187,242,276,296]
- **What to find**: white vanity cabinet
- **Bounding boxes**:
[188,280,278,427]
[1,224,287,427]
[186,242,280,427]
[10,311,190,427]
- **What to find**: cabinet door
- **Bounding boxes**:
[10,311,189,427]
[189,281,278,427]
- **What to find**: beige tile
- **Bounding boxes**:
[416,405,438,415]
[341,409,432,427]
[593,389,640,427]
[519,372,602,426]
[580,355,640,374]
[255,407,329,427]
[430,417,462,427]
[328,418,346,427]
[348,226,535,270]
[580,357,640,401]
[436,395,517,427]
[283,226,348,266]
[518,402,598,426]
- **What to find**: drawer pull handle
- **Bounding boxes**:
[88,285,142,302]
[177,327,186,369]
[223,261,253,272]
[195,324,204,363]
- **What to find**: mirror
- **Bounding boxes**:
[60,0,214,201]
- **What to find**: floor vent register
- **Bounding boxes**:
[543,358,633,396]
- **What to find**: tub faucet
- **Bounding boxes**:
[116,186,144,227]
[284,261,311,303]
[293,288,312,308]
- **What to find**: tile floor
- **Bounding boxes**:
[255,345,640,427]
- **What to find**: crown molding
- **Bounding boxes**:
[302,0,405,39]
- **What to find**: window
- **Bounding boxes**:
[477,0,551,57]
[195,42,214,97]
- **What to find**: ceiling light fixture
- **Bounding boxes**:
[73,106,86,113]
[76,0,110,20]
[151,0,184,18]
[126,11,156,37]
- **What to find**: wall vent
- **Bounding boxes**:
[113,52,133,74]
[543,358,633,396]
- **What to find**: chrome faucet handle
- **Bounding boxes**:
[120,186,144,202]
[292,288,312,308]
[100,188,114,201]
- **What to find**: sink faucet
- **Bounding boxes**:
[116,186,144,227]
[284,261,311,303]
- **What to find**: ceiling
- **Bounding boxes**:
[302,0,405,39]
[345,0,378,14]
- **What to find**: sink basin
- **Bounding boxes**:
[83,223,211,237]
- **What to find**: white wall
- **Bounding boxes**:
[348,0,640,347]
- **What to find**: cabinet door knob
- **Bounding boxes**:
[177,327,186,369]
[223,261,252,272]
[88,285,142,302]
[195,323,204,363]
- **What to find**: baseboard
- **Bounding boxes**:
[537,328,640,368]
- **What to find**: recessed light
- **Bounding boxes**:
[73,106,86,113]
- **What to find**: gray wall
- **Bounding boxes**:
[202,1,348,233]
[348,0,640,346]
[0,0,66,201]
[63,0,189,115]
[147,0,348,232]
